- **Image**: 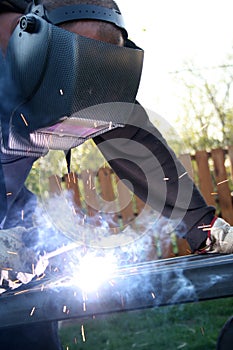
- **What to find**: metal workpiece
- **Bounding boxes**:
[0,253,233,329]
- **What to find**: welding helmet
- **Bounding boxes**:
[2,2,144,155]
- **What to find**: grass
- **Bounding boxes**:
[59,297,233,350]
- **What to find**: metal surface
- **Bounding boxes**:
[0,253,233,329]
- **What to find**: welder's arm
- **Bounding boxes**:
[0,154,38,229]
[93,102,214,248]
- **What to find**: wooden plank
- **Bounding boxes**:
[64,172,81,209]
[195,150,216,206]
[98,167,115,202]
[211,148,233,225]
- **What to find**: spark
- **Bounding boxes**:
[163,177,169,181]
[83,301,86,312]
[200,327,205,336]
[30,306,36,316]
[21,210,24,221]
[74,337,78,344]
[199,123,208,131]
[211,192,218,195]
[7,251,17,255]
[59,89,64,95]
[217,179,229,186]
[151,292,156,299]
[63,305,67,313]
[179,172,188,179]
[14,289,30,296]
[109,121,113,130]
[81,325,86,342]
[6,192,12,196]
[197,224,211,231]
[20,113,29,126]
[89,174,92,189]
[72,172,76,183]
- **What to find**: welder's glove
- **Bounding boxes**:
[0,226,38,274]
[206,218,233,254]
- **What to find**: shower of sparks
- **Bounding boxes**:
[217,179,229,186]
[20,113,29,126]
[81,325,86,342]
[73,254,117,292]
[179,172,188,179]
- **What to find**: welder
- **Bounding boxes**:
[1,0,233,349]
[4,0,233,254]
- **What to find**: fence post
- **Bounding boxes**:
[211,148,233,225]
[195,150,216,206]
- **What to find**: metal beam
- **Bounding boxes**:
[0,253,233,329]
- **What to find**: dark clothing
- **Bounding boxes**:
[0,52,7,223]
[0,48,215,350]
[1,105,216,250]
[94,103,215,251]
[0,50,63,350]
[0,322,63,350]
[0,154,37,229]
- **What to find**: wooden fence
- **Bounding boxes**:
[48,147,233,260]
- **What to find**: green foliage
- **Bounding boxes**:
[174,55,233,152]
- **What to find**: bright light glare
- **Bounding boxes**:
[74,254,117,292]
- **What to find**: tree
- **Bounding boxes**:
[173,54,233,152]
